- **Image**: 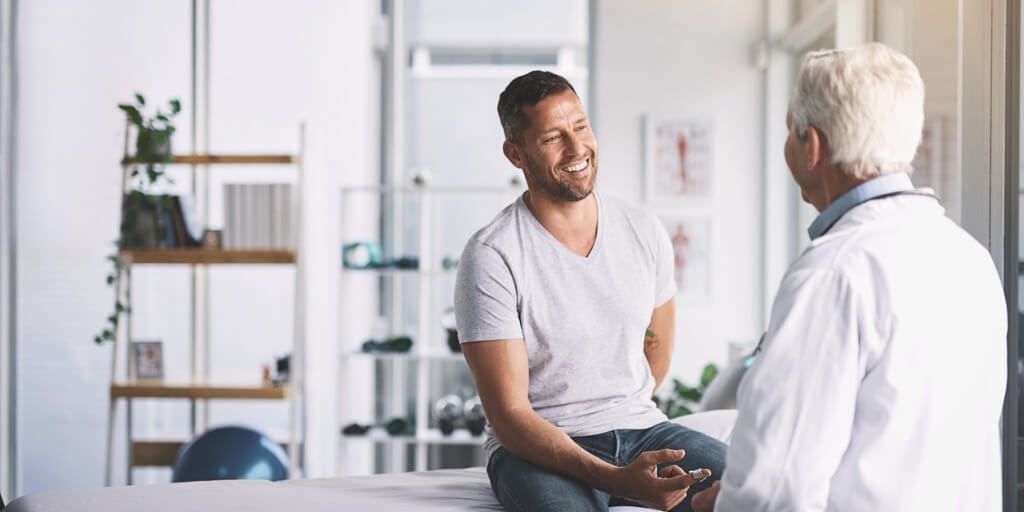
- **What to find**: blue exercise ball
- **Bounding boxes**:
[172,425,289,483]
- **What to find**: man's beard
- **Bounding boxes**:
[524,153,597,202]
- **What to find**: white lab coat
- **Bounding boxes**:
[716,195,1007,511]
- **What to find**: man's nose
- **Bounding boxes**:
[566,132,586,158]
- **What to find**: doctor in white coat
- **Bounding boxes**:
[693,43,1007,511]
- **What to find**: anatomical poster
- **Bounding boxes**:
[658,214,711,301]
[645,117,714,203]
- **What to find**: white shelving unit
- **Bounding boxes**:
[337,182,521,473]
[105,131,307,485]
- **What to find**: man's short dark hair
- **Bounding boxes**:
[497,70,577,142]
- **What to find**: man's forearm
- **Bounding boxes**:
[491,407,621,493]
[645,299,676,393]
[645,327,670,392]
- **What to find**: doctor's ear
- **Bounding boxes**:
[503,140,526,170]
[803,125,828,172]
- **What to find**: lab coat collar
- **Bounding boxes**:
[807,172,915,240]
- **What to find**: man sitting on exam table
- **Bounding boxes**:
[454,70,725,512]
[691,43,1007,511]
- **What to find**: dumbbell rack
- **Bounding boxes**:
[337,182,520,474]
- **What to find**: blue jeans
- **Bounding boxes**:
[486,421,727,512]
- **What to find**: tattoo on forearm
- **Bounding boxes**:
[644,327,658,352]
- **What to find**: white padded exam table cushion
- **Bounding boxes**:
[8,410,737,512]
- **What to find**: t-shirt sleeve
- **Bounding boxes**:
[653,217,677,306]
[453,240,524,343]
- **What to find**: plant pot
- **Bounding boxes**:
[120,193,176,249]
[136,128,173,162]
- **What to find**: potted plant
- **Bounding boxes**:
[94,94,182,344]
[118,93,180,184]
[652,363,719,418]
[119,93,179,160]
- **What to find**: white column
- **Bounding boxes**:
[302,0,376,478]
[189,0,211,434]
[0,0,16,498]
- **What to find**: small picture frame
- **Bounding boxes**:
[202,229,223,249]
[131,340,164,380]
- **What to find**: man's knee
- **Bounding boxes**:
[493,471,607,512]
[488,449,608,512]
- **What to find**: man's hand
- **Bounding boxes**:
[691,480,721,512]
[606,449,711,511]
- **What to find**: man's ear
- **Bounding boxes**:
[503,140,525,170]
[804,125,828,173]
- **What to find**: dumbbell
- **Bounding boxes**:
[464,396,486,436]
[434,394,463,436]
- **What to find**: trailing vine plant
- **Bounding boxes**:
[93,93,181,344]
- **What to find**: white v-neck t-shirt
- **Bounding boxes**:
[454,192,675,461]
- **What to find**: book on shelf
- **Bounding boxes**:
[121,193,202,250]
[223,183,294,250]
[168,197,188,248]
[177,195,204,244]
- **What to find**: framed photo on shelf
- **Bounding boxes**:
[645,116,715,203]
[658,214,712,302]
[130,340,164,380]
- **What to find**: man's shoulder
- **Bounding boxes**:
[599,193,662,234]
[601,193,650,218]
[464,199,522,256]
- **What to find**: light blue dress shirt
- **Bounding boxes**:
[807,172,917,240]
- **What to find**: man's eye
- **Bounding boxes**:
[544,135,561,144]
[575,125,588,132]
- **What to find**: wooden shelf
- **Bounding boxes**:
[131,440,183,467]
[110,382,289,400]
[122,154,297,165]
[120,248,295,265]
[132,439,299,467]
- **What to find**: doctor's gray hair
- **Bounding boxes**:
[789,43,925,179]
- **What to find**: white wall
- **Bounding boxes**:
[14,0,374,495]
[593,0,765,383]
[15,1,192,495]
[905,0,960,222]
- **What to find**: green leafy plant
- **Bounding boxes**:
[94,94,182,345]
[652,363,719,418]
[93,249,129,345]
[118,93,181,190]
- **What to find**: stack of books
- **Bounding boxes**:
[223,183,295,250]
[120,193,202,249]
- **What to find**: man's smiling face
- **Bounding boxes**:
[512,88,598,202]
